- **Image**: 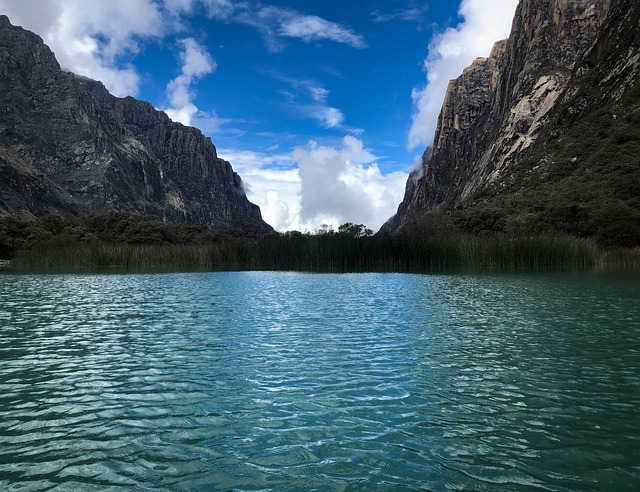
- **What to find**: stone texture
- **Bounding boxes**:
[383,0,633,231]
[0,15,272,232]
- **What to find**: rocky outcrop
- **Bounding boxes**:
[383,0,637,234]
[0,15,272,232]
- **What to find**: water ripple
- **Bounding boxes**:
[1,271,639,490]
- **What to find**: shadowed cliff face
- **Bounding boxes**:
[0,15,272,232]
[383,0,638,234]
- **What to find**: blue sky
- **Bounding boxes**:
[0,0,518,231]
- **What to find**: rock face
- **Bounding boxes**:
[384,0,640,243]
[0,15,272,232]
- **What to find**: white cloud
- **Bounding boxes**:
[164,0,234,19]
[164,38,216,126]
[217,148,301,231]
[407,0,518,149]
[280,15,367,48]
[219,137,407,232]
[201,0,235,19]
[309,86,329,103]
[235,5,366,52]
[303,105,345,129]
[0,0,365,99]
[190,114,237,135]
[0,0,165,97]
[1,0,403,233]
[164,0,195,15]
[177,37,216,78]
[0,0,63,45]
[268,73,347,129]
[0,0,230,100]
[371,4,430,24]
[304,85,344,128]
[294,136,407,231]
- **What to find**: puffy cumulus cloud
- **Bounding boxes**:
[0,0,64,45]
[0,0,166,97]
[294,136,407,232]
[0,1,160,96]
[217,148,301,231]
[164,38,216,125]
[408,0,518,149]
[0,0,232,99]
[0,0,364,99]
[219,138,407,232]
[263,190,292,232]
[3,0,217,123]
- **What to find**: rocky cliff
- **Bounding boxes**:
[384,0,640,246]
[0,15,272,232]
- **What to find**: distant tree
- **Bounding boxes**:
[337,222,373,238]
[284,230,308,239]
[316,224,335,235]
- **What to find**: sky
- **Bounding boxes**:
[0,0,518,232]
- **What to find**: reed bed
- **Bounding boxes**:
[597,247,640,270]
[10,233,605,272]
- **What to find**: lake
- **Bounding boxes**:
[1,270,639,490]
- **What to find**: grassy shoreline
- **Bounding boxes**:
[5,234,639,272]
[2,213,638,272]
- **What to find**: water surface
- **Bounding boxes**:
[1,271,639,490]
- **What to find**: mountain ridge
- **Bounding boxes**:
[383,0,640,246]
[0,15,272,233]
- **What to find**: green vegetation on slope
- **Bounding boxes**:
[416,72,640,248]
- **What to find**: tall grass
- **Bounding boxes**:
[10,233,603,272]
[11,243,216,270]
[597,247,640,270]
[256,233,600,271]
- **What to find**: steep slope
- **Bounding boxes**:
[0,15,272,232]
[384,0,640,246]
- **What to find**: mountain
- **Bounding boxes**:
[383,0,640,247]
[0,15,272,233]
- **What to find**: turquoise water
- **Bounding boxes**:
[0,271,639,490]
